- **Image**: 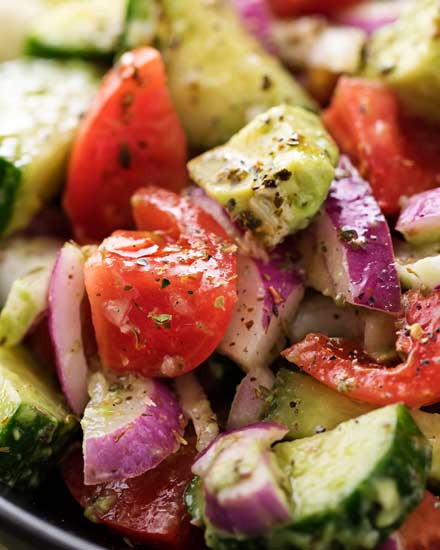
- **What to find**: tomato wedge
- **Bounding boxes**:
[64,48,187,243]
[269,0,359,17]
[283,289,440,408]
[84,187,237,377]
[61,438,205,548]
[322,77,440,216]
[396,491,440,549]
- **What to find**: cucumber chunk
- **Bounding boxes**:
[189,404,430,549]
[120,0,159,51]
[273,404,430,549]
[0,263,56,347]
[265,368,373,439]
[26,0,125,59]
[0,58,98,236]
[0,346,76,488]
[265,369,440,487]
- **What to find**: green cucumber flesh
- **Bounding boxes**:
[265,369,440,487]
[26,0,125,59]
[0,346,76,488]
[272,404,430,549]
[0,58,98,236]
[120,0,159,51]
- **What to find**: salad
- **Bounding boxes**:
[1,0,440,548]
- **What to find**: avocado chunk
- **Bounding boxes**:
[189,105,338,248]
[0,58,98,236]
[365,0,440,122]
[0,346,76,488]
[157,0,316,150]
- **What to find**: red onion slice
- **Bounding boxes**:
[174,372,219,451]
[192,422,290,537]
[306,156,401,314]
[227,365,274,429]
[232,0,276,52]
[82,371,185,485]
[333,1,409,34]
[396,188,440,246]
[49,242,89,415]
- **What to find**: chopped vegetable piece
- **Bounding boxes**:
[227,366,275,430]
[85,187,237,377]
[218,249,303,371]
[283,289,440,408]
[192,422,290,538]
[304,156,401,314]
[0,237,60,347]
[393,491,440,549]
[174,372,218,452]
[62,438,204,547]
[25,0,125,59]
[82,371,184,485]
[365,0,440,123]
[323,77,440,215]
[189,105,338,248]
[272,405,430,549]
[264,368,440,485]
[0,346,76,488]
[49,242,90,416]
[333,1,407,34]
[396,188,440,246]
[120,0,159,51]
[158,0,315,150]
[64,47,187,242]
[0,58,98,236]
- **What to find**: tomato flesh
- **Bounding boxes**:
[396,491,440,549]
[61,439,205,548]
[84,188,237,377]
[283,289,440,408]
[64,48,187,243]
[323,77,440,215]
[269,0,359,17]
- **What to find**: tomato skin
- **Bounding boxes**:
[283,290,440,408]
[396,491,440,550]
[63,48,187,243]
[269,0,359,17]
[84,189,237,377]
[322,77,440,215]
[61,439,205,548]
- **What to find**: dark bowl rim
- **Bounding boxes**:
[0,494,107,550]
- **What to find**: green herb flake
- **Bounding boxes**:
[214,296,225,310]
[148,312,172,329]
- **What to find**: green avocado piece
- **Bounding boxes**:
[0,58,98,236]
[365,0,440,122]
[189,105,338,248]
[158,0,316,150]
[0,346,76,488]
